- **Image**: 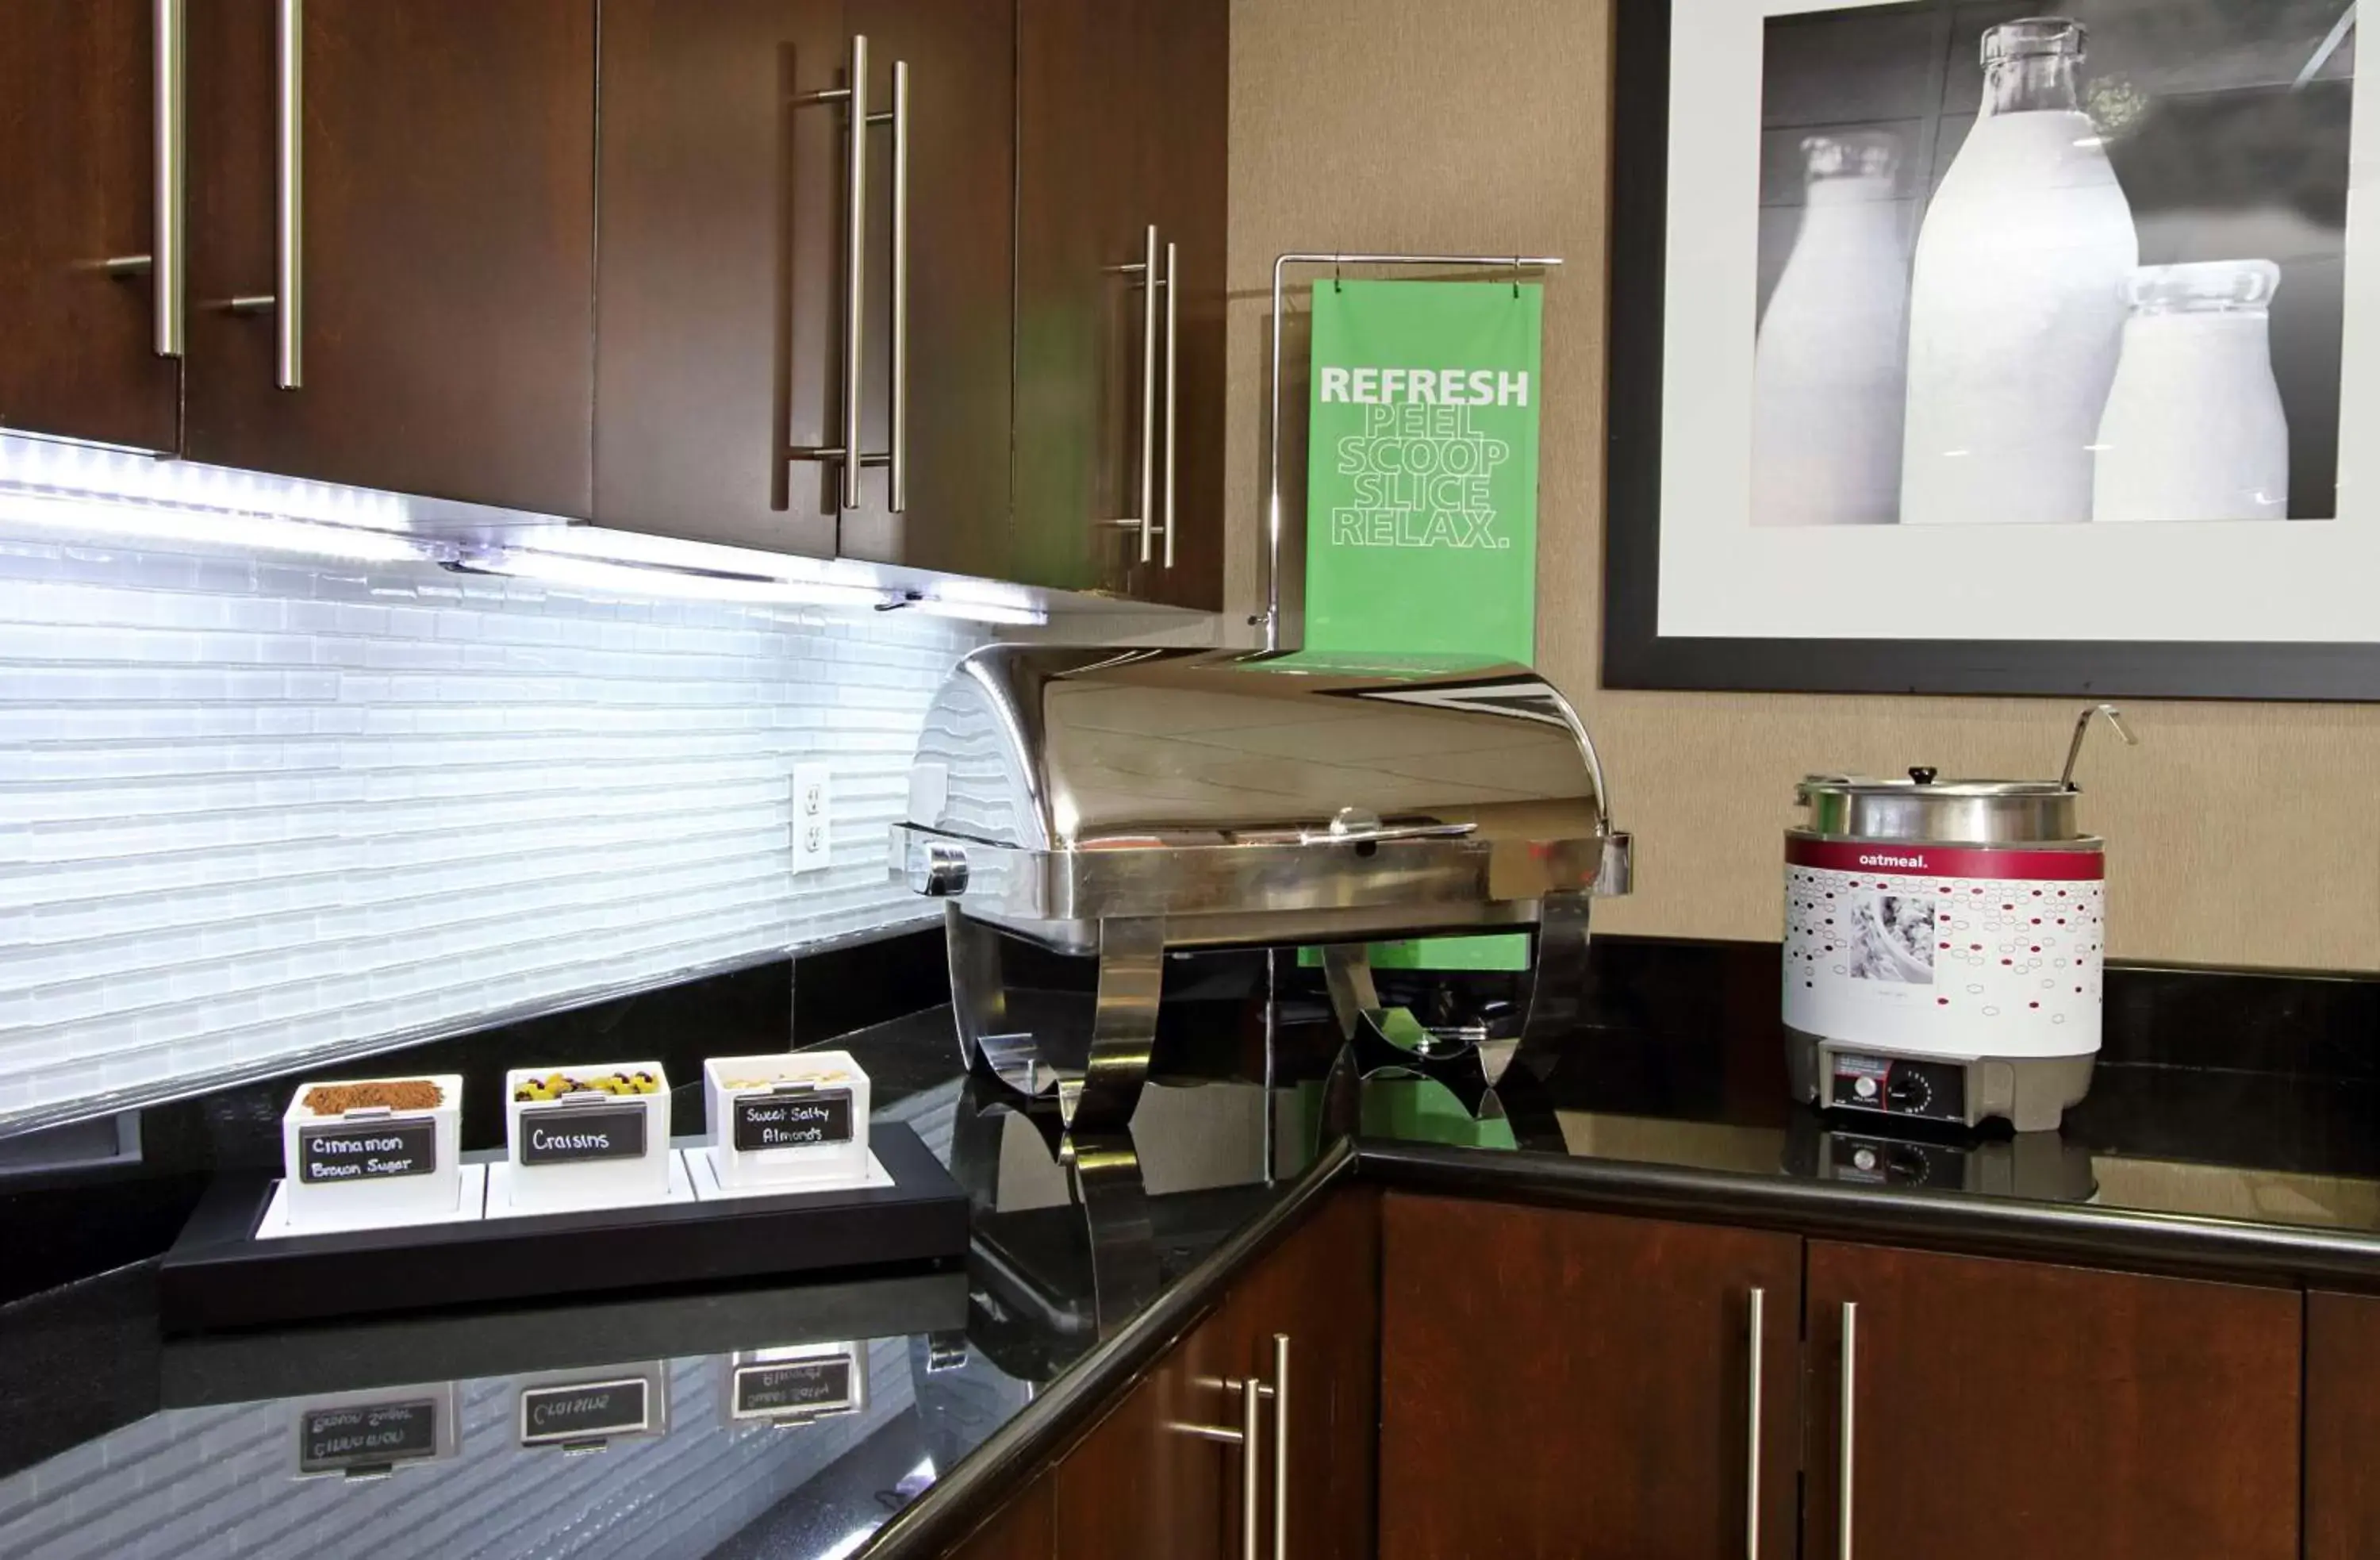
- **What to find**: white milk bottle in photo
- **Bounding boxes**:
[1900,17,2138,526]
[2093,260,2290,523]
[1753,132,1909,526]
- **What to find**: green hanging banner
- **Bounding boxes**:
[1301,278,1545,973]
[1303,279,1542,662]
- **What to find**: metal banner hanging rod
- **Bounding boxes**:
[1260,251,1564,652]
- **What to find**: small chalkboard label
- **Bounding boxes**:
[519,1377,651,1446]
[297,1117,436,1185]
[732,1086,854,1153]
[732,1357,854,1420]
[298,1398,441,1474]
[519,1104,648,1166]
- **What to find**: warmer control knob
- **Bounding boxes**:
[1886,1068,1933,1114]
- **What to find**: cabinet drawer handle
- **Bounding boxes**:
[789,37,906,512]
[1101,225,1160,559]
[274,0,301,388]
[833,34,866,511]
[1172,1376,1264,1558]
[1838,1301,1858,1560]
[155,0,186,357]
[1269,1332,1288,1558]
[1745,1288,1764,1560]
[868,60,908,513]
[1160,239,1179,569]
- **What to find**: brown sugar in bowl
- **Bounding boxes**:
[301,1079,444,1116]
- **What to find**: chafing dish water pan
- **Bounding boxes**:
[890,647,1632,1131]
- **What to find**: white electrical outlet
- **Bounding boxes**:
[793,764,832,872]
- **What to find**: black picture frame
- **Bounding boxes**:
[1600,0,2380,701]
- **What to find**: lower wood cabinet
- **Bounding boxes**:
[942,1189,2321,1560]
[1380,1193,1802,1560]
[946,1476,1054,1560]
[1806,1240,2301,1560]
[1045,1186,1380,1560]
[2307,1290,2380,1560]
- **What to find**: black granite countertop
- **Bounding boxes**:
[6,937,2380,1559]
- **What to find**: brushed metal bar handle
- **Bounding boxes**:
[1745,1288,1764,1560]
[274,0,301,388]
[1242,1374,1262,1560]
[1269,1334,1288,1559]
[1161,239,1179,568]
[835,36,868,511]
[154,0,186,356]
[1838,1301,1858,1560]
[1169,1376,1262,1557]
[877,60,908,513]
[1134,223,1157,563]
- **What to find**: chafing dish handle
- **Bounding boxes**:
[1292,820,1476,847]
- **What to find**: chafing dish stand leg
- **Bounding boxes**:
[1511,890,1591,1078]
[1065,1130,1163,1331]
[946,904,1050,1097]
[1060,916,1167,1133]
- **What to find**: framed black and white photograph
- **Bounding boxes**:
[1603,0,2378,697]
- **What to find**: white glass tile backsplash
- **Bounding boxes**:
[0,528,983,1125]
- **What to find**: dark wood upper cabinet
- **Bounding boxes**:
[595,0,1012,569]
[0,0,182,452]
[1805,1240,2301,1560]
[835,0,1017,580]
[1137,0,1226,613]
[185,0,595,517]
[1014,0,1226,609]
[1380,1193,1801,1560]
[594,0,841,557]
[2308,1289,2380,1560]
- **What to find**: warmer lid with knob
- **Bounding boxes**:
[1794,705,2136,847]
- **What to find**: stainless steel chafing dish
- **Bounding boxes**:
[889,647,1633,1130]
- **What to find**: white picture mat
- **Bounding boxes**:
[1656,0,2380,642]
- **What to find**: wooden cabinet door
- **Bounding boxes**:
[1380,1194,1801,1560]
[1050,1308,1237,1560]
[1013,0,1163,599]
[1014,0,1227,608]
[0,0,182,451]
[1210,1185,1380,1560]
[1130,0,1226,613]
[1806,1241,2300,1560]
[594,0,841,557]
[836,0,1015,581]
[186,0,595,515]
[946,1474,1053,1560]
[1050,1188,1377,1560]
[2308,1290,2380,1560]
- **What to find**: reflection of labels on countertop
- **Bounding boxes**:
[733,1088,854,1152]
[520,1105,648,1166]
[520,1378,651,1446]
[733,1358,854,1420]
[299,1399,440,1474]
[298,1118,436,1184]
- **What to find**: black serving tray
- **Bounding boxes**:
[157,1123,966,1332]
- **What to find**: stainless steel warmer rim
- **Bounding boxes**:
[1796,778,2085,847]
[1786,825,2104,855]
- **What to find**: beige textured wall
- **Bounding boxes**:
[1226,0,2380,972]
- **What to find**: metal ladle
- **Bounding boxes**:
[2059,703,2139,791]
